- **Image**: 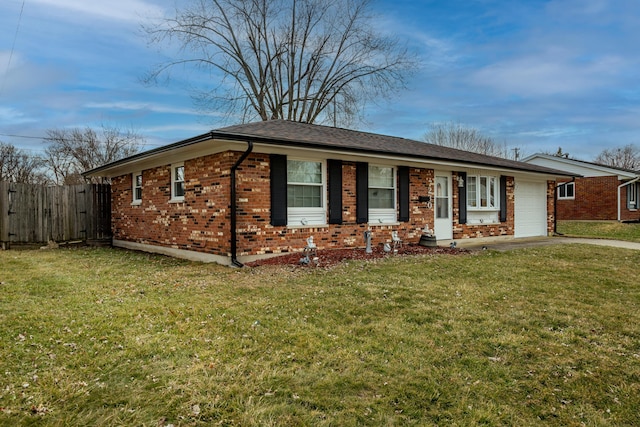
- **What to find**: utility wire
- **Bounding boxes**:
[0,133,49,141]
[0,0,26,98]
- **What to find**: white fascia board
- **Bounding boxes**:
[92,137,565,180]
[86,139,243,178]
[523,153,637,179]
[252,143,563,179]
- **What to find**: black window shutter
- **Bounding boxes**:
[500,175,508,222]
[356,162,369,224]
[458,172,467,224]
[327,159,343,224]
[398,166,410,222]
[270,154,287,226]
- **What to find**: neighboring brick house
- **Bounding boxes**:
[523,154,640,222]
[84,120,572,266]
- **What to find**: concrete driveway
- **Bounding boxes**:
[456,236,640,252]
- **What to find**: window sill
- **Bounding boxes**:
[466,220,500,225]
[169,198,185,204]
[368,222,400,227]
[287,224,329,229]
[131,200,142,206]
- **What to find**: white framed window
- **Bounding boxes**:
[628,182,637,210]
[287,159,326,225]
[467,175,498,210]
[369,165,396,223]
[170,163,185,202]
[132,172,142,205]
[558,181,575,200]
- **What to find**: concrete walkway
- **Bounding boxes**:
[456,236,640,252]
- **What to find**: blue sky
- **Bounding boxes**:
[1,0,639,160]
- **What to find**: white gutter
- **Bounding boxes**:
[618,177,639,221]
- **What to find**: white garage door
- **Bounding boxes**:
[514,180,548,238]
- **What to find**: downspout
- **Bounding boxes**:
[554,178,575,235]
[230,141,253,267]
[618,177,639,222]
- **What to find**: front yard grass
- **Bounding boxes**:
[557,220,640,242]
[1,245,639,426]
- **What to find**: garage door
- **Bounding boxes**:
[514,180,547,238]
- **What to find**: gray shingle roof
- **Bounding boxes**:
[215,120,572,175]
[85,119,574,177]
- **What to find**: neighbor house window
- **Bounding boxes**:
[558,181,575,200]
[171,163,185,201]
[132,172,142,204]
[287,159,325,225]
[467,175,498,209]
[369,165,396,223]
[628,182,638,210]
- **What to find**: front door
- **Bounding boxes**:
[434,172,453,240]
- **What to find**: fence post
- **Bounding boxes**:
[0,181,8,248]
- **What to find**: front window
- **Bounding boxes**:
[558,182,575,200]
[287,160,325,225]
[467,175,498,209]
[369,165,396,223]
[171,163,185,201]
[132,172,142,204]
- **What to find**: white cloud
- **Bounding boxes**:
[470,50,626,97]
[143,123,216,136]
[0,51,20,70]
[0,106,35,125]
[27,0,165,23]
[85,101,225,118]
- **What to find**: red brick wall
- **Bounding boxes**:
[621,184,640,222]
[234,161,435,256]
[452,174,516,239]
[547,180,556,235]
[111,152,554,260]
[556,176,640,221]
[111,152,234,256]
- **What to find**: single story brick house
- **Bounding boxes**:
[85,120,573,266]
[523,153,640,222]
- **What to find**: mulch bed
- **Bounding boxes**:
[245,244,468,268]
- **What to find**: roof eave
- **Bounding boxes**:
[84,129,576,179]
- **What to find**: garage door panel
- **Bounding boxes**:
[515,180,547,238]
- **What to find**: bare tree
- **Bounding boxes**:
[552,147,570,158]
[0,141,49,184]
[594,144,640,170]
[423,122,509,158]
[144,0,416,127]
[43,126,145,184]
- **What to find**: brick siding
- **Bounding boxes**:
[111,151,551,260]
[452,174,516,239]
[556,176,640,221]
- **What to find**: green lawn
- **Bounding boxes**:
[1,246,640,426]
[557,220,640,242]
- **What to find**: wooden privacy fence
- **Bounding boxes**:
[0,182,111,248]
